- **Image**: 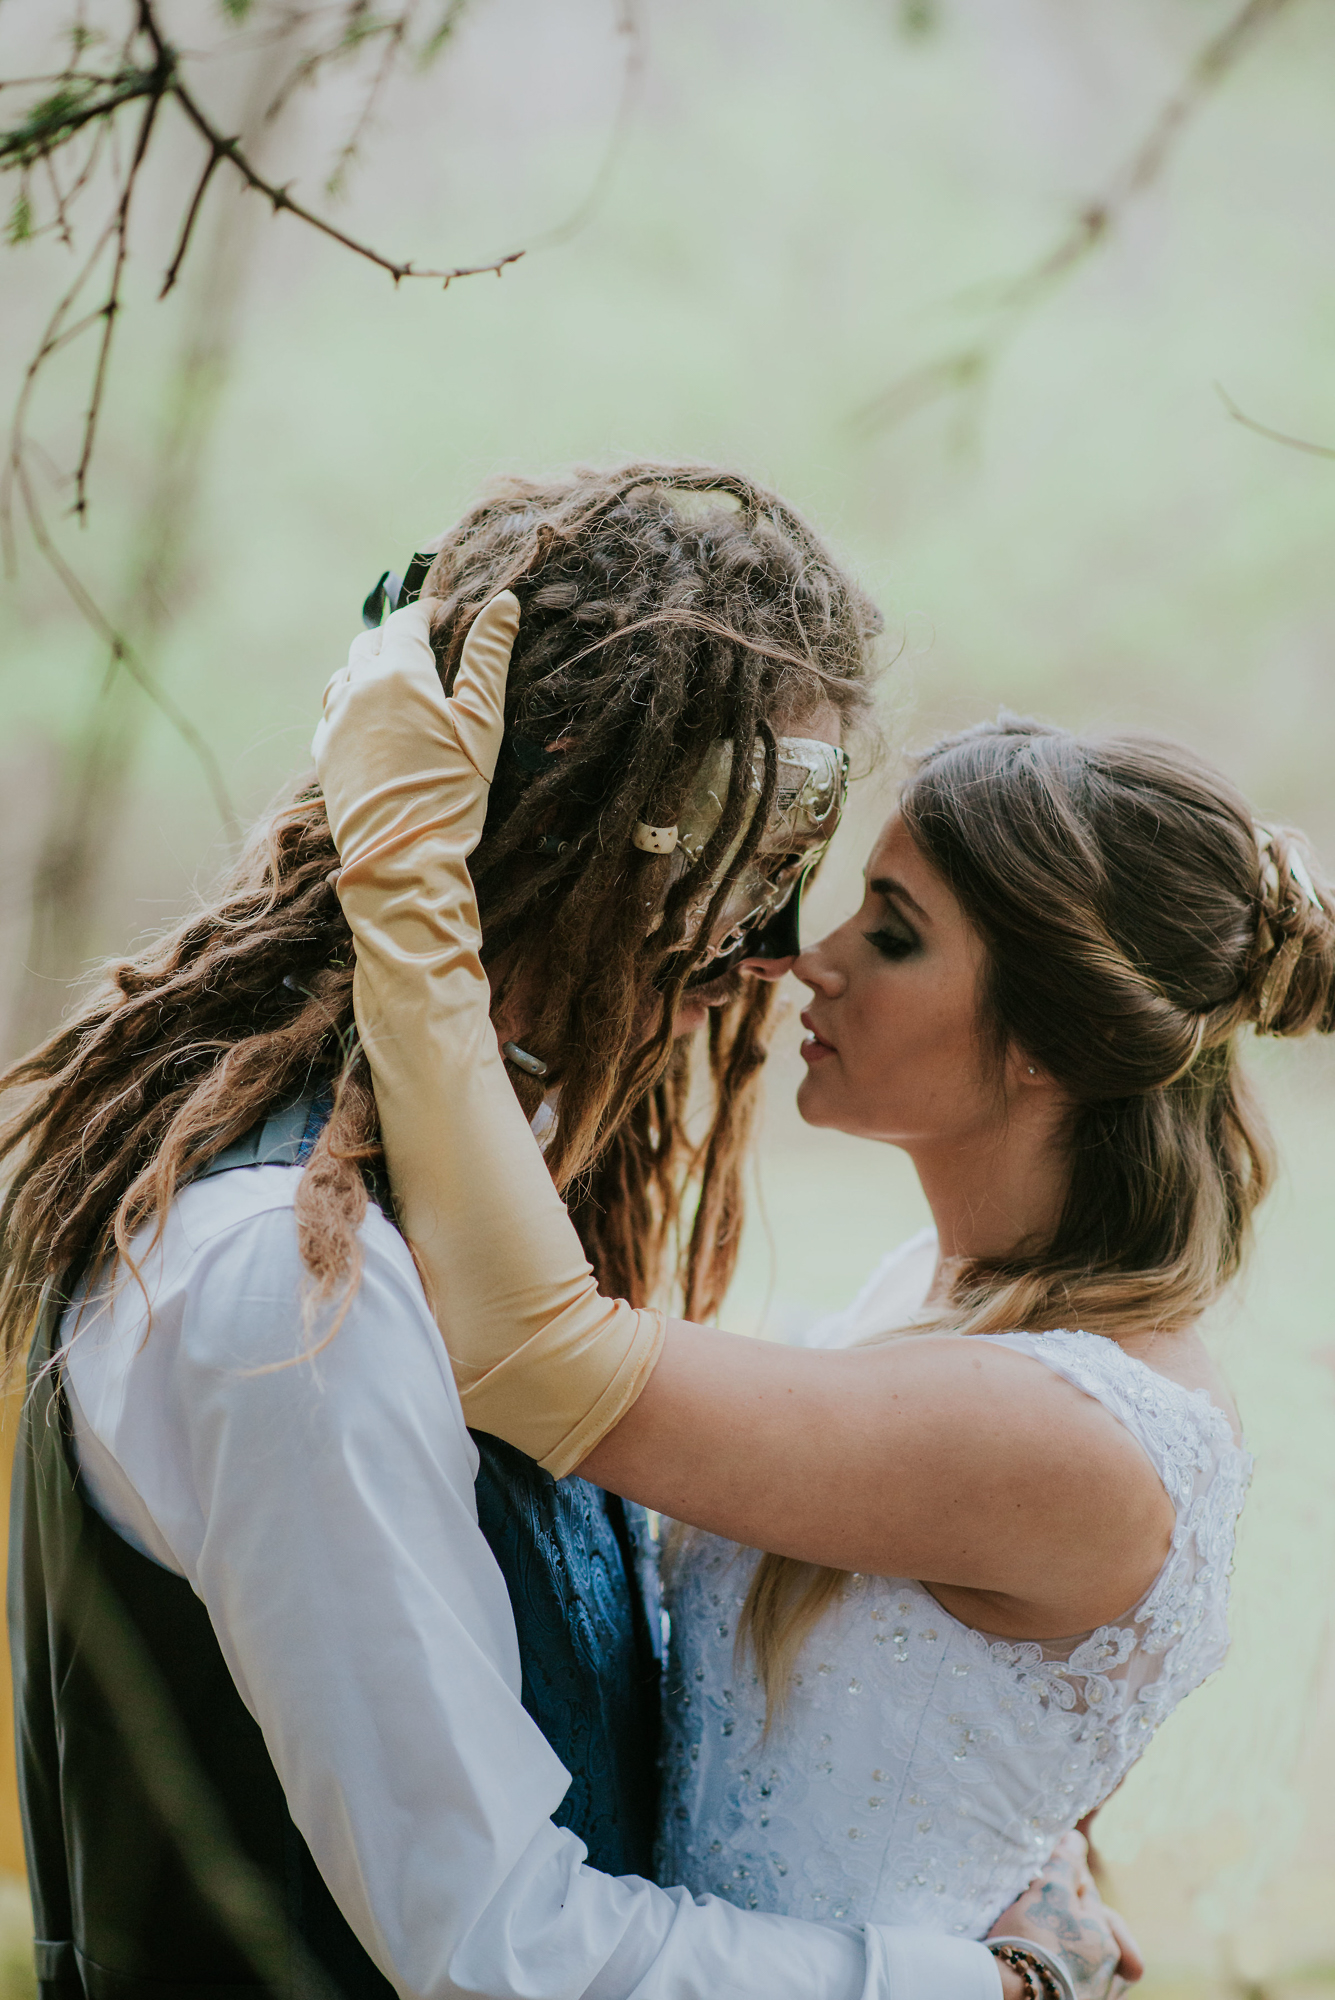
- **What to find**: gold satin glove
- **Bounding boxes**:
[313,597,664,1475]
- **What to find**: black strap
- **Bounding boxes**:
[360,551,435,630]
[33,1940,75,1981]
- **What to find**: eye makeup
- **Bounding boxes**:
[862,879,924,961]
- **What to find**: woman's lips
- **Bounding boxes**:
[800,1010,835,1065]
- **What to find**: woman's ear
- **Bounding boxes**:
[1006,1045,1054,1094]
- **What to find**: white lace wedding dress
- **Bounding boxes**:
[657,1231,1252,1939]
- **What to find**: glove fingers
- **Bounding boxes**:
[313,604,440,813]
[322,626,384,712]
[451,591,520,785]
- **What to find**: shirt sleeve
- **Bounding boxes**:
[95,1191,1000,2000]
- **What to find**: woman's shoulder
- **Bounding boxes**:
[974,1327,1249,1498]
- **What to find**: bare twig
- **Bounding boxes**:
[2,0,527,551]
[73,85,161,519]
[525,0,642,255]
[170,81,525,284]
[12,453,241,841]
[158,142,226,297]
[1217,384,1335,461]
[132,0,523,287]
[323,1,420,198]
[2,207,123,550]
[857,0,1299,433]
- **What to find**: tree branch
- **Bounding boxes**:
[158,141,227,298]
[856,0,1299,434]
[0,60,169,170]
[1216,384,1335,460]
[12,452,242,842]
[166,71,523,286]
[73,84,161,519]
[135,0,523,288]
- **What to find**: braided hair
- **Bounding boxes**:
[0,463,881,1365]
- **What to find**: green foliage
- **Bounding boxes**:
[418,0,472,68]
[5,189,31,245]
[0,59,172,180]
[898,0,939,36]
[0,76,102,171]
[217,0,256,20]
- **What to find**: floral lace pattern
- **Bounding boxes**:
[657,1329,1251,1937]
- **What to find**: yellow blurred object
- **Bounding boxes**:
[0,1382,28,1877]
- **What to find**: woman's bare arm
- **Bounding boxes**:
[581,1322,1174,1637]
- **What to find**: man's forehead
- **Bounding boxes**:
[784,697,843,750]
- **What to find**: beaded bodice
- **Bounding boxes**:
[658,1318,1250,1939]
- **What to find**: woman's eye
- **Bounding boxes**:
[863,923,918,961]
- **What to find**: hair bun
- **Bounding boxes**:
[1244,825,1335,1036]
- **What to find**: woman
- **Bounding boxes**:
[314,583,1334,1963]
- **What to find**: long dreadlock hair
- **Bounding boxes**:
[0,463,880,1367]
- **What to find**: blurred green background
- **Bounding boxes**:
[2,0,1334,1993]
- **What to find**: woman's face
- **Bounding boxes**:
[794,812,1002,1147]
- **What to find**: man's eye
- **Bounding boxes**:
[864,924,918,961]
[765,852,806,882]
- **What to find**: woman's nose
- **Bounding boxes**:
[793,940,844,996]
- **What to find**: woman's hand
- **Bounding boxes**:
[987,1832,1143,2000]
[315,593,515,893]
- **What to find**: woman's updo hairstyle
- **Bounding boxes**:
[902,716,1335,1336]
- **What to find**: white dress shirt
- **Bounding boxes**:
[60,1163,1000,2000]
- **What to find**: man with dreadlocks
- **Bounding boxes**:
[2,466,1113,2000]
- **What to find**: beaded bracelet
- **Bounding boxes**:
[987,1937,1077,2000]
[990,1944,1042,2000]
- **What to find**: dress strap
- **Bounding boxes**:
[977,1329,1238,1514]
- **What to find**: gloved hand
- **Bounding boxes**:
[314,597,665,1474]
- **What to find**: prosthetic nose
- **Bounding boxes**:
[739,865,811,962]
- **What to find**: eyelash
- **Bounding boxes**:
[863,925,918,962]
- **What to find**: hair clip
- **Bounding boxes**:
[1257,825,1322,912]
[1288,847,1322,911]
[632,822,679,855]
[503,1041,548,1078]
[509,734,551,775]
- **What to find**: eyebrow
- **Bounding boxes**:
[867,874,932,925]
